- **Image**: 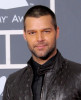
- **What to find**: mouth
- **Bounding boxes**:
[35,45,47,50]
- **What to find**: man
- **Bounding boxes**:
[3,5,81,100]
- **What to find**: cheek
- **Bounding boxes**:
[27,42,33,50]
[46,35,56,44]
[27,36,36,42]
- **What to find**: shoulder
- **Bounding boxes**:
[6,65,32,85]
[65,59,81,89]
[62,58,81,83]
[58,51,81,72]
[65,59,81,71]
[3,65,33,99]
[66,59,81,67]
[59,52,81,78]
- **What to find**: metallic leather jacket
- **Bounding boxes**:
[3,51,81,100]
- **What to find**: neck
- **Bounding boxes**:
[32,49,57,65]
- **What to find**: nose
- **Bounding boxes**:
[36,32,44,42]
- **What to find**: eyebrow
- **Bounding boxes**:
[26,30,36,33]
[26,28,52,32]
[42,28,52,30]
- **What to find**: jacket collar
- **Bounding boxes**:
[27,50,63,75]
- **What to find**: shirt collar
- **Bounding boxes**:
[28,50,58,75]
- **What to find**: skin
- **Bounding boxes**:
[24,15,59,64]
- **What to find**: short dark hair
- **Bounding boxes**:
[24,5,57,31]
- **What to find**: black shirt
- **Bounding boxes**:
[31,52,57,100]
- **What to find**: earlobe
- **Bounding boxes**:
[23,31,27,40]
[56,26,59,39]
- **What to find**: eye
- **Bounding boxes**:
[28,31,36,35]
[43,30,51,34]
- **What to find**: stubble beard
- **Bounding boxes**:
[27,42,56,60]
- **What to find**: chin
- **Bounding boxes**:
[36,54,50,60]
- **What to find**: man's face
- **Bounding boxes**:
[24,15,59,60]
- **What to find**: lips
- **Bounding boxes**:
[37,45,45,49]
[35,45,47,49]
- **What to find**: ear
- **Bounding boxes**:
[23,31,27,41]
[56,26,59,39]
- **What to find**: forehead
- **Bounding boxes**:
[25,15,53,29]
